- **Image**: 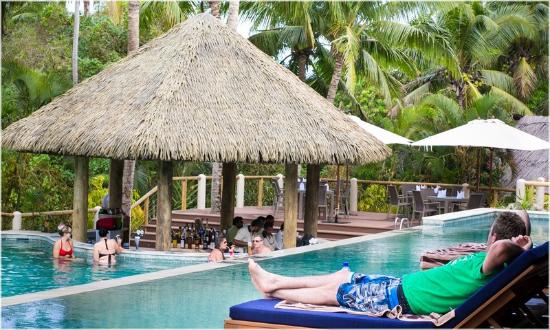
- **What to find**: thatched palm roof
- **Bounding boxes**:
[502,116,549,187]
[2,14,389,164]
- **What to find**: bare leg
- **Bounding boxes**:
[249,259,349,294]
[270,283,340,306]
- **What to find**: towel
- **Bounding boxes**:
[275,300,456,326]
[420,243,487,270]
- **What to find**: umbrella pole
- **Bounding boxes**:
[476,148,481,191]
[335,165,340,223]
[489,148,494,202]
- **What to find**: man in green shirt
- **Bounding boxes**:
[226,216,243,246]
[248,212,531,315]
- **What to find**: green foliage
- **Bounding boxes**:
[357,184,389,213]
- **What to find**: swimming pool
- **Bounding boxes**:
[1,237,204,297]
[2,210,547,328]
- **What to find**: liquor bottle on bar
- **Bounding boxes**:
[187,226,193,249]
[179,226,185,249]
[203,232,209,250]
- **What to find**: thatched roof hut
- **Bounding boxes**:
[2,13,389,165]
[502,116,549,187]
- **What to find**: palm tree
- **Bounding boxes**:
[121,0,140,218]
[72,0,80,84]
[403,2,539,114]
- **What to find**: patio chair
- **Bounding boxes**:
[271,179,284,215]
[456,193,484,211]
[387,185,411,220]
[225,242,549,329]
[318,184,329,221]
[412,190,439,224]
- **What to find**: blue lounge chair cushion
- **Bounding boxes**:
[229,298,434,328]
[229,242,548,328]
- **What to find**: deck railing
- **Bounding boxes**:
[130,174,539,225]
[3,175,546,230]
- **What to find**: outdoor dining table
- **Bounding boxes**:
[427,196,468,213]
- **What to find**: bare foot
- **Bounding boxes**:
[248,259,278,294]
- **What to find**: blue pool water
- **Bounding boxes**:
[2,212,548,328]
[1,237,203,297]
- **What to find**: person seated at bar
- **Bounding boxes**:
[53,223,74,259]
[227,216,243,246]
[234,219,263,253]
[248,212,530,315]
[208,235,233,263]
[262,223,277,251]
[252,235,272,255]
[265,215,275,227]
[93,229,123,266]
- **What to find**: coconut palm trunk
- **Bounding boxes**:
[326,50,344,104]
[227,0,239,30]
[325,49,344,222]
[211,0,240,215]
[209,1,220,18]
[72,0,80,84]
[121,0,140,219]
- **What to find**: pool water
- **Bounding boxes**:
[1,238,203,297]
[3,214,547,329]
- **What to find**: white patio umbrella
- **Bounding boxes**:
[348,115,412,145]
[412,118,550,190]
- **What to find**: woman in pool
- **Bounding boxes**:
[93,229,123,265]
[208,235,233,263]
[53,223,74,259]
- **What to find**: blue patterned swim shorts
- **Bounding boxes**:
[336,273,401,313]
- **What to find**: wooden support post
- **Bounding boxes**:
[283,164,298,248]
[156,160,172,251]
[108,159,124,209]
[257,178,264,207]
[220,162,237,230]
[72,156,89,243]
[304,164,320,237]
[143,197,149,224]
[181,180,187,211]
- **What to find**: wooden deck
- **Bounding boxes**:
[137,207,404,249]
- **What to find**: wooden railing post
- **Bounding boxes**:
[257,178,264,207]
[236,173,245,208]
[535,177,546,211]
[12,211,22,230]
[516,178,526,204]
[143,197,149,224]
[197,174,206,209]
[181,180,187,211]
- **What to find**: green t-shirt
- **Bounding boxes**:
[402,252,497,315]
[226,225,239,244]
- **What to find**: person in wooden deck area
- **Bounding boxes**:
[248,212,530,315]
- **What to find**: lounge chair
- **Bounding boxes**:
[225,242,548,329]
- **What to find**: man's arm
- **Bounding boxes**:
[482,235,532,275]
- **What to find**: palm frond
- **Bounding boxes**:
[513,57,537,99]
[403,82,430,106]
[489,86,533,115]
[480,70,517,96]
